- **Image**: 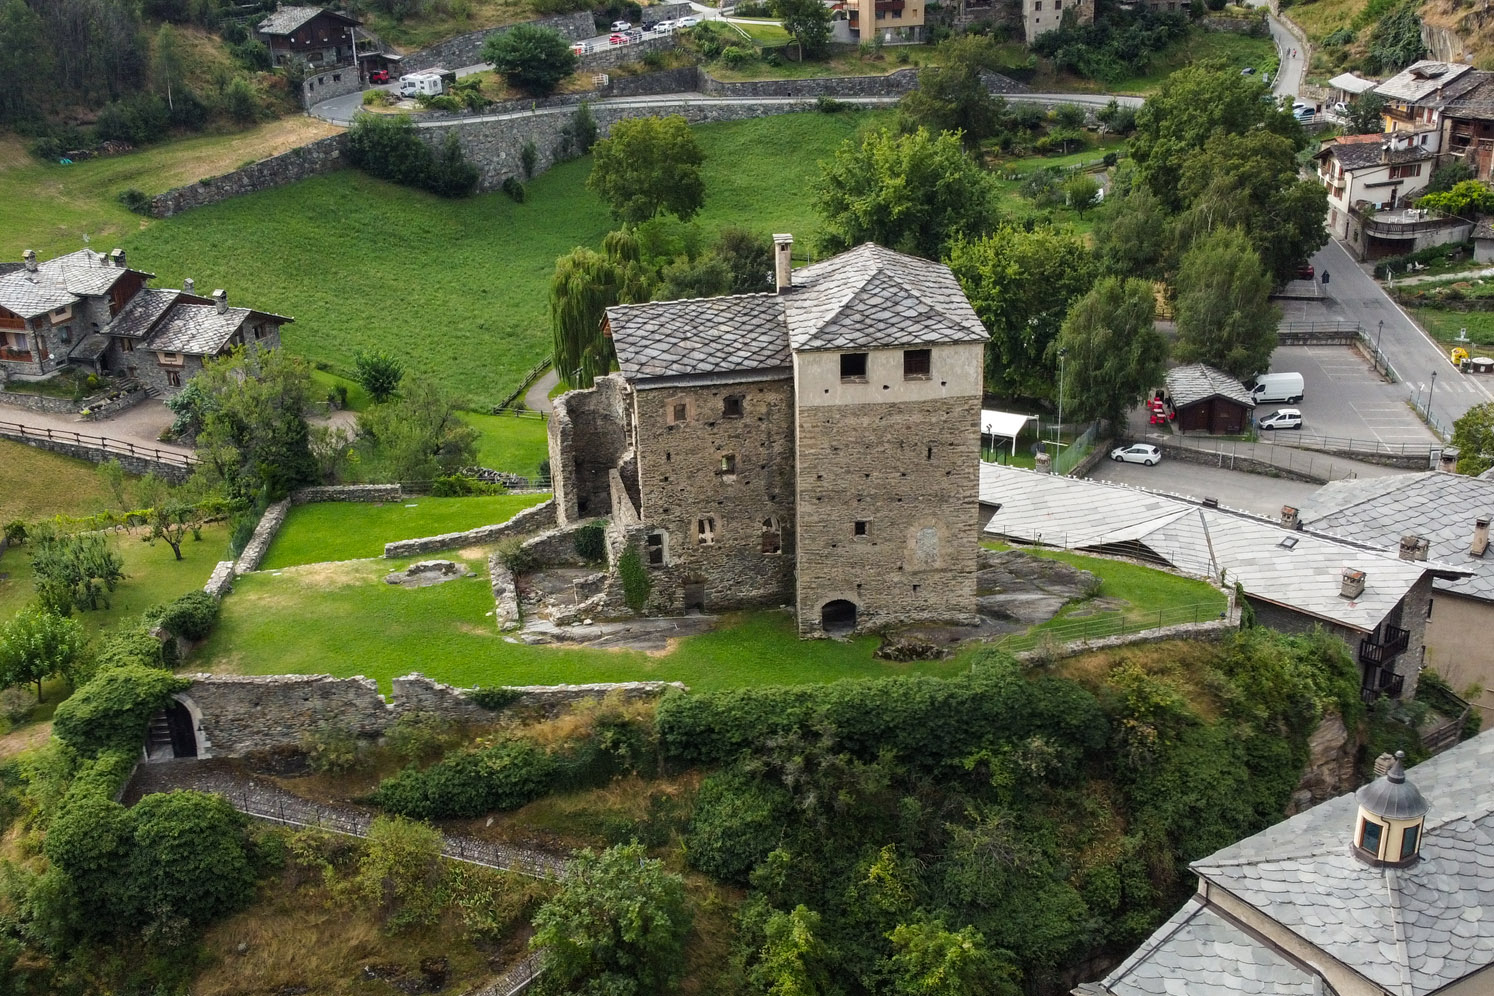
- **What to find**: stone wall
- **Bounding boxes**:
[642,2,693,24]
[549,376,634,525]
[398,11,596,74]
[0,426,192,482]
[1287,711,1360,815]
[698,67,920,98]
[79,386,149,421]
[602,65,700,97]
[236,498,290,573]
[383,498,557,557]
[204,560,236,599]
[0,390,88,414]
[578,35,680,71]
[292,484,403,504]
[520,520,606,567]
[302,65,363,109]
[490,553,520,630]
[147,135,349,218]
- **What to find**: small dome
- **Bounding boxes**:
[1357,751,1430,821]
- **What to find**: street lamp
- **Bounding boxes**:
[1428,370,1438,424]
[1377,319,1384,354]
[1056,347,1068,454]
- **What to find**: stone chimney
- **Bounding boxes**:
[1399,534,1429,561]
[212,289,227,315]
[773,233,793,294]
[110,248,125,268]
[1341,568,1366,600]
[183,278,195,294]
[1281,505,1300,530]
[22,249,36,273]
[1473,515,1490,557]
[1440,447,1459,473]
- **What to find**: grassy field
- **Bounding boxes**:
[258,494,551,569]
[988,137,1125,235]
[464,412,552,477]
[1286,0,1370,44]
[0,522,231,636]
[1101,29,1274,94]
[1408,308,1494,348]
[0,442,119,524]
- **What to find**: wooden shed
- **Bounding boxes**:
[1165,364,1255,435]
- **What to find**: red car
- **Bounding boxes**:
[609,32,627,44]
[1296,263,1315,280]
[368,69,390,84]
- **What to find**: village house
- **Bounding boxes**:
[256,5,363,68]
[841,0,929,45]
[1316,132,1438,243]
[1437,71,1494,183]
[547,238,989,637]
[0,248,290,396]
[1373,60,1482,150]
[1021,0,1095,43]
[1076,731,1494,995]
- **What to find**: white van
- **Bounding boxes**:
[1249,372,1305,404]
[398,72,444,98]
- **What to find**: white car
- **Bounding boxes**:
[1110,443,1162,466]
[653,18,677,31]
[610,19,632,30]
[678,15,701,26]
[1259,408,1303,431]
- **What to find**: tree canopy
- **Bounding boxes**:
[482,23,579,96]
[772,0,833,60]
[1451,402,1494,476]
[0,606,87,702]
[1055,276,1167,429]
[550,230,654,389]
[1419,180,1494,219]
[587,115,707,224]
[1172,227,1280,379]
[897,54,1005,151]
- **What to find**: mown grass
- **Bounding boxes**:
[464,412,551,477]
[1408,308,1494,349]
[0,441,118,525]
[258,494,551,569]
[0,523,231,636]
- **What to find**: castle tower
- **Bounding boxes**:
[1352,750,1430,866]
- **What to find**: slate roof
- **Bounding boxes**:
[256,5,358,35]
[0,249,152,318]
[1165,364,1255,409]
[1329,72,1378,94]
[1374,61,1479,105]
[1086,730,1494,996]
[1298,471,1494,603]
[1317,137,1436,170]
[107,288,180,340]
[607,294,789,381]
[979,465,1467,633]
[0,270,77,318]
[1474,220,1494,242]
[1082,898,1321,996]
[1436,71,1494,120]
[606,244,988,383]
[145,303,259,355]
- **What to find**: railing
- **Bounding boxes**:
[1158,433,1404,480]
[1360,667,1405,704]
[1351,204,1464,238]
[1256,431,1435,460]
[494,354,554,413]
[1417,680,1473,753]
[1359,624,1410,666]
[1053,421,1099,476]
[0,419,197,468]
[468,952,546,996]
[1276,321,1363,345]
[993,601,1226,654]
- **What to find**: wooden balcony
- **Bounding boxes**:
[1359,624,1410,667]
[0,348,34,363]
[1360,665,1405,704]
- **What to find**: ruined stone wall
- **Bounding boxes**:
[383,499,557,557]
[397,11,596,73]
[235,498,290,573]
[795,393,982,634]
[548,376,633,525]
[292,484,403,504]
[629,376,798,613]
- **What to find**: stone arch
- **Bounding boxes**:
[820,598,858,635]
[169,692,211,758]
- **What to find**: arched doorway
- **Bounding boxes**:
[144,696,205,760]
[821,599,858,635]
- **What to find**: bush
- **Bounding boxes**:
[129,791,255,931]
[385,711,455,764]
[721,45,757,67]
[815,95,855,113]
[3,521,25,546]
[53,664,190,759]
[468,686,523,711]
[362,88,397,106]
[497,537,537,575]
[1324,26,1355,45]
[573,522,607,563]
[304,721,360,774]
[501,175,527,202]
[520,139,538,178]
[355,815,448,931]
[345,113,477,198]
[429,474,504,496]
[372,738,558,818]
[93,626,168,671]
[686,769,792,883]
[354,349,404,403]
[117,188,152,215]
[482,23,579,96]
[1373,241,1474,278]
[154,590,219,641]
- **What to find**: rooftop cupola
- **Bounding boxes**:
[1352,750,1429,866]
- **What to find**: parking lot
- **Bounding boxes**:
[1258,345,1437,448]
[1086,459,1325,518]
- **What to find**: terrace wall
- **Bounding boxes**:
[397,11,597,73]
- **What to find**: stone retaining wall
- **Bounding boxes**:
[642,2,692,24]
[490,553,520,630]
[147,135,349,218]
[235,498,290,573]
[383,498,557,557]
[602,65,700,97]
[578,34,679,71]
[519,520,602,566]
[1154,439,1327,484]
[292,484,403,504]
[0,427,192,481]
[698,67,920,98]
[0,385,147,417]
[204,560,236,599]
[398,11,596,74]
[302,65,363,109]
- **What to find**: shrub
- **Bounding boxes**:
[52,664,189,759]
[355,815,448,931]
[618,546,650,611]
[497,537,537,575]
[304,721,360,774]
[354,349,404,403]
[3,521,26,547]
[469,686,523,711]
[1324,26,1355,44]
[93,626,167,671]
[501,175,527,202]
[154,590,219,641]
[362,88,397,106]
[117,188,152,215]
[430,474,504,496]
[685,769,792,883]
[482,23,579,96]
[720,44,757,68]
[573,522,607,563]
[372,738,558,819]
[815,95,855,113]
[385,711,455,764]
[129,791,255,931]
[520,139,538,178]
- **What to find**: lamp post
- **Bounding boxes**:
[1377,319,1384,353]
[1055,347,1068,455]
[1428,370,1438,424]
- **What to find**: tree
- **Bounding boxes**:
[550,231,654,389]
[0,607,87,702]
[136,473,202,561]
[152,23,184,113]
[944,224,1097,400]
[898,58,1005,152]
[355,815,448,931]
[1419,180,1494,220]
[428,130,480,198]
[772,0,832,60]
[128,791,255,931]
[357,379,479,483]
[750,905,842,996]
[1061,173,1100,217]
[1055,276,1167,429]
[530,842,692,994]
[1343,93,1387,135]
[714,227,775,294]
[30,531,126,615]
[482,23,578,96]
[354,349,405,403]
[587,116,706,223]
[1096,98,1137,136]
[1172,227,1279,379]
[0,0,53,127]
[1451,402,1494,476]
[815,128,998,260]
[1094,184,1170,280]
[888,920,1019,996]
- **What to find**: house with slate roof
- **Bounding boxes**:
[546,237,989,636]
[1075,729,1494,996]
[1299,470,1494,719]
[1164,363,1255,435]
[1315,132,1438,242]
[256,5,362,68]
[979,465,1472,703]
[0,248,291,397]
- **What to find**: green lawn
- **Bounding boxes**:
[0,523,231,637]
[196,556,968,693]
[1102,29,1274,95]
[463,412,551,477]
[258,494,551,569]
[1408,308,1494,349]
[0,441,119,525]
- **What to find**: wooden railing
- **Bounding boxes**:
[0,419,197,468]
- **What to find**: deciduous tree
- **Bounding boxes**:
[550,230,654,389]
[1418,180,1494,219]
[816,128,998,260]
[136,472,203,561]
[1343,92,1386,135]
[482,23,578,96]
[354,349,405,403]
[30,531,126,615]
[898,57,1005,151]
[750,904,842,996]
[1055,276,1167,429]
[587,116,706,223]
[0,606,87,701]
[1172,227,1279,379]
[1093,184,1170,280]
[357,378,479,483]
[772,0,833,60]
[888,919,1019,996]
[1451,402,1494,476]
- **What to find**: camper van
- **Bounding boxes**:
[1248,372,1305,405]
[398,72,444,98]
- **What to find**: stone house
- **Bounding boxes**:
[547,238,989,637]
[0,248,291,395]
[1373,60,1482,150]
[256,5,363,68]
[1022,0,1094,43]
[1076,731,1494,995]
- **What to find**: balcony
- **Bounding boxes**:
[1360,665,1405,704]
[1360,624,1410,667]
[0,348,34,363]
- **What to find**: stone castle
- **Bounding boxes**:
[547,237,989,637]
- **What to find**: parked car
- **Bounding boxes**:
[1332,101,1351,116]
[571,41,589,54]
[1293,104,1315,120]
[1259,409,1303,431]
[609,32,628,43]
[1296,263,1315,280]
[1110,443,1162,466]
[1240,66,1255,75]
[653,18,677,31]
[1248,372,1305,405]
[610,18,632,30]
[368,69,390,84]
[678,15,701,26]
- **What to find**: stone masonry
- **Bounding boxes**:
[383,499,557,558]
[148,135,348,218]
[549,376,633,524]
[235,498,290,573]
[292,484,402,504]
[397,11,595,73]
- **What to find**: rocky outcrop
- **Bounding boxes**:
[1287,711,1360,815]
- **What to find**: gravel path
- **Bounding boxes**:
[0,398,193,458]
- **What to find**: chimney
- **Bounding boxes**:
[1341,568,1366,600]
[212,289,227,315]
[1440,446,1459,473]
[1281,505,1300,530]
[110,248,125,268]
[1473,515,1490,557]
[183,278,195,294]
[22,249,36,272]
[773,233,793,294]
[1399,534,1429,561]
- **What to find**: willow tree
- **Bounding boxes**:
[549,230,652,390]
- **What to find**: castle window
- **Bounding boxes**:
[840,352,868,382]
[696,517,716,545]
[762,517,781,554]
[1400,824,1420,860]
[723,395,744,418]
[854,520,868,537]
[670,402,688,424]
[720,454,737,475]
[646,531,668,566]
[1359,817,1384,855]
[903,348,931,380]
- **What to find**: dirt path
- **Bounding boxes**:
[523,368,559,414]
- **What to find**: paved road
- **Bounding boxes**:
[1087,458,1324,518]
[524,368,560,413]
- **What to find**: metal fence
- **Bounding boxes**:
[994,602,1226,654]
[1054,422,1099,475]
[0,419,197,468]
[1160,433,1430,479]
[467,952,547,996]
[1250,430,1436,460]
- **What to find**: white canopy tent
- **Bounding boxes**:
[980,409,1038,459]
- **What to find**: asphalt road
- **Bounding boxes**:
[1260,344,1438,447]
[1086,458,1324,519]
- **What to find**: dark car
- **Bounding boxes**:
[368,69,390,84]
[1296,263,1315,280]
